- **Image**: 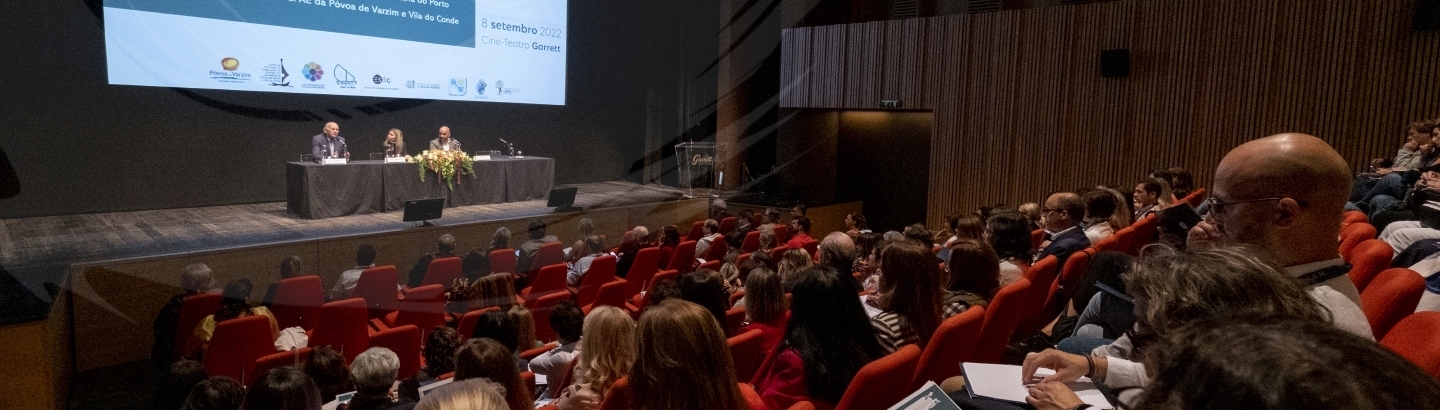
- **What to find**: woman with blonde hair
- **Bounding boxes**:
[414,379,509,410]
[554,306,636,410]
[776,248,813,288]
[383,128,406,157]
[630,300,761,410]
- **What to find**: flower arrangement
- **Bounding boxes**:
[411,149,474,189]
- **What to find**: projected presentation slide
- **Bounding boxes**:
[103,0,566,105]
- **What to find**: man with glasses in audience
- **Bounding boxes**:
[1188,133,1372,340]
[1035,192,1088,264]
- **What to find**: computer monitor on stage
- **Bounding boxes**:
[547,187,580,213]
[403,198,446,226]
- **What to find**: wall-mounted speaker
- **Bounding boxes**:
[1417,0,1440,31]
[1101,49,1130,78]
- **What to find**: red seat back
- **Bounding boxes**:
[725,307,746,335]
[1362,268,1426,339]
[388,284,447,341]
[1092,232,1121,253]
[623,248,664,299]
[1182,188,1206,208]
[719,217,737,235]
[834,345,922,410]
[353,265,400,319]
[698,259,723,273]
[251,347,312,386]
[687,221,706,242]
[596,377,632,410]
[1348,239,1394,292]
[727,329,765,383]
[1015,256,1061,337]
[421,257,463,289]
[774,225,790,243]
[456,306,502,340]
[310,298,370,363]
[1381,311,1440,378]
[523,263,570,302]
[703,239,729,262]
[584,279,630,314]
[1125,215,1160,255]
[972,278,1033,364]
[801,240,819,260]
[736,253,752,270]
[769,246,791,265]
[271,276,324,330]
[1030,229,1045,249]
[175,293,223,360]
[369,325,422,380]
[666,241,698,273]
[203,315,275,383]
[1340,223,1379,262]
[1045,249,1093,321]
[529,242,566,277]
[489,248,518,275]
[913,306,985,386]
[576,255,617,306]
[741,231,761,253]
[532,291,571,343]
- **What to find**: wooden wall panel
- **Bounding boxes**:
[781,0,1440,228]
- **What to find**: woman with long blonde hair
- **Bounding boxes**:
[554,306,636,410]
[630,300,760,410]
[384,128,406,157]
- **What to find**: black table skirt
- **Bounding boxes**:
[286,157,555,219]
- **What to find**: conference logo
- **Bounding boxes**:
[264,59,292,87]
[303,62,324,81]
[476,79,487,95]
[372,74,390,85]
[449,77,467,96]
[210,57,251,83]
[333,64,357,88]
[406,80,415,89]
[494,80,517,96]
[220,57,239,71]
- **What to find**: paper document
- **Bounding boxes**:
[961,362,1112,409]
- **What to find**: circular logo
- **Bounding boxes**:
[303,62,324,81]
[220,57,239,71]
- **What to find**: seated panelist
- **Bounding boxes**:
[310,122,349,161]
[383,128,407,157]
[429,126,462,152]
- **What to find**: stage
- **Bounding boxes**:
[0,180,690,325]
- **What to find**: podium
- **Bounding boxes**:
[675,142,725,198]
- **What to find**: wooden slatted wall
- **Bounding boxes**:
[781,0,1440,227]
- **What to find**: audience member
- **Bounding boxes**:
[942,214,985,248]
[784,217,814,249]
[516,219,559,275]
[1016,202,1042,229]
[843,212,871,239]
[331,244,378,300]
[462,227,511,280]
[242,366,323,410]
[790,203,807,220]
[304,346,352,404]
[717,262,743,295]
[1132,178,1166,220]
[566,235,604,287]
[1186,133,1373,339]
[763,208,784,228]
[727,210,757,249]
[1133,318,1440,410]
[738,267,787,356]
[1166,167,1194,200]
[408,234,457,288]
[553,305,636,409]
[753,266,882,410]
[901,223,934,249]
[1035,192,1088,264]
[264,255,305,306]
[180,377,245,410]
[1351,120,1437,213]
[454,338,533,410]
[615,225,652,278]
[530,300,584,399]
[153,263,219,367]
[776,248,813,289]
[869,241,943,354]
[816,232,856,277]
[399,327,462,401]
[679,269,731,334]
[711,198,731,220]
[1148,169,1179,206]
[342,347,415,410]
[756,225,777,254]
[987,210,1034,286]
[185,278,279,359]
[852,231,882,281]
[1081,189,1119,245]
[412,379,509,410]
[656,225,681,269]
[1100,186,1133,231]
[577,218,597,238]
[631,300,760,410]
[469,311,527,372]
[508,304,540,350]
[646,277,682,307]
[694,219,724,259]
[154,359,207,410]
[942,240,999,318]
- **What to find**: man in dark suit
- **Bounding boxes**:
[429,126,462,151]
[311,122,349,160]
[1035,192,1088,264]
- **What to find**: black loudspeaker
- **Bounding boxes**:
[1418,0,1440,31]
[1101,49,1130,78]
[0,147,17,199]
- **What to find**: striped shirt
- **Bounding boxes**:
[870,311,918,354]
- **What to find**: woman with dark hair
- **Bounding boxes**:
[1163,167,1193,200]
[843,212,870,239]
[631,300,761,410]
[399,327,461,401]
[738,267,787,355]
[470,310,527,372]
[986,210,1034,287]
[1081,189,1119,245]
[455,338,533,410]
[303,346,351,404]
[852,232,883,287]
[657,225,681,269]
[464,227,513,280]
[679,270,731,334]
[242,367,323,410]
[753,266,883,410]
[154,360,207,410]
[942,214,985,248]
[1130,318,1440,410]
[263,255,305,306]
[186,278,279,359]
[942,240,999,317]
[180,376,245,410]
[869,241,944,353]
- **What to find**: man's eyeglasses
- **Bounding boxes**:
[1042,208,1066,215]
[1205,196,1283,215]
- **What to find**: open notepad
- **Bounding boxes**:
[961,362,1114,409]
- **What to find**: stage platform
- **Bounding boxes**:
[0,181,689,325]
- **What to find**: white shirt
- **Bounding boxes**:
[1286,257,1374,341]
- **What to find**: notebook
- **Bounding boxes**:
[889,381,963,410]
[960,362,1113,409]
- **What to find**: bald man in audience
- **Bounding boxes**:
[615,225,652,278]
[817,232,856,274]
[1187,133,1373,340]
[1035,192,1089,264]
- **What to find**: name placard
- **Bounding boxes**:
[322,158,348,165]
[384,157,407,163]
[474,155,492,161]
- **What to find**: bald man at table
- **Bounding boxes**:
[429,126,462,152]
[311,122,350,161]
